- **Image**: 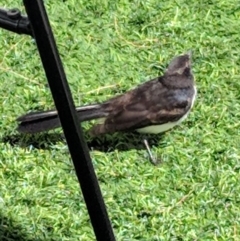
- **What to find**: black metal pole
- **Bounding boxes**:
[0,8,32,35]
[22,0,116,240]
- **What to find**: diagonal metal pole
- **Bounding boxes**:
[22,0,116,240]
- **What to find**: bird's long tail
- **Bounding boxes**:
[17,104,107,134]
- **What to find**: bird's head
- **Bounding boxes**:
[165,51,192,76]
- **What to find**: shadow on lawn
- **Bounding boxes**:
[0,214,46,241]
[2,131,164,152]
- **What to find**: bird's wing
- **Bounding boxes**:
[90,82,193,135]
[109,96,190,130]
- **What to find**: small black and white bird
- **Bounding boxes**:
[17,52,196,164]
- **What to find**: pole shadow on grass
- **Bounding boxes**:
[2,131,165,152]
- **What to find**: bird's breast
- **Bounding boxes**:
[136,85,197,134]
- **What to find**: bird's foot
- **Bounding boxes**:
[143,138,161,165]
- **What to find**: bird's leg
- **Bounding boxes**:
[143,138,161,165]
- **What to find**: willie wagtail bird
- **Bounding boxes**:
[17,52,196,164]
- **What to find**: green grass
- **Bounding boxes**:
[1,0,240,240]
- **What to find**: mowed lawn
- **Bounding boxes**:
[1,0,240,240]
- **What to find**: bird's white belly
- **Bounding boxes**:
[136,113,187,134]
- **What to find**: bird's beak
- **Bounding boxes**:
[185,50,192,68]
[186,50,192,58]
